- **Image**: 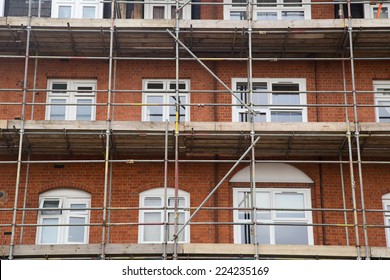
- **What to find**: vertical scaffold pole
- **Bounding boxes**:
[339,153,350,246]
[173,0,180,260]
[9,0,32,260]
[163,121,169,259]
[19,52,38,244]
[247,0,259,260]
[341,55,352,247]
[100,0,115,260]
[346,0,370,260]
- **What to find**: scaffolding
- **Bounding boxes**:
[1,0,390,260]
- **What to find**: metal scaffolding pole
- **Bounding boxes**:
[8,0,32,260]
[247,0,259,260]
[347,0,370,260]
[19,153,30,244]
[19,49,39,244]
[100,0,115,260]
[173,0,181,260]
[339,153,350,246]
[163,121,169,259]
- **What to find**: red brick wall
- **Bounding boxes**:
[0,158,389,247]
[312,2,334,19]
[200,0,222,20]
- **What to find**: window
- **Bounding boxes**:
[383,194,390,247]
[0,0,4,17]
[139,188,190,243]
[374,81,390,123]
[36,189,91,244]
[224,0,311,20]
[144,0,191,19]
[364,3,390,19]
[232,78,307,122]
[52,0,103,18]
[142,80,190,122]
[233,188,313,245]
[46,80,97,121]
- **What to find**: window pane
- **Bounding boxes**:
[237,83,249,108]
[238,211,251,220]
[275,225,308,244]
[168,212,185,242]
[168,197,185,207]
[82,6,96,19]
[58,6,72,18]
[50,99,66,120]
[282,11,305,20]
[272,84,300,105]
[256,192,271,220]
[146,96,164,121]
[52,83,67,93]
[239,224,271,245]
[378,101,390,122]
[169,83,186,90]
[144,212,161,242]
[77,86,93,94]
[257,12,278,20]
[237,191,251,208]
[239,112,266,122]
[256,225,271,244]
[238,191,252,220]
[374,7,389,18]
[240,224,252,244]
[170,5,183,19]
[257,0,277,7]
[70,203,87,213]
[271,111,302,122]
[253,83,268,105]
[230,11,247,20]
[168,95,187,122]
[232,0,247,7]
[275,192,305,218]
[76,99,93,120]
[153,6,165,19]
[284,0,302,7]
[147,83,164,90]
[41,218,59,244]
[144,197,162,207]
[42,200,61,215]
[68,217,86,243]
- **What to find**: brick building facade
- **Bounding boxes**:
[1,1,390,259]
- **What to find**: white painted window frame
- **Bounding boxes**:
[46,79,97,121]
[374,81,390,123]
[52,0,103,19]
[36,189,91,245]
[233,188,313,245]
[144,0,191,19]
[383,193,390,247]
[224,0,311,20]
[364,3,390,19]
[142,79,190,122]
[0,0,4,17]
[138,187,190,243]
[232,78,307,123]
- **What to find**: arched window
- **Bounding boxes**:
[36,188,91,244]
[231,163,314,245]
[383,193,390,247]
[139,188,190,243]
